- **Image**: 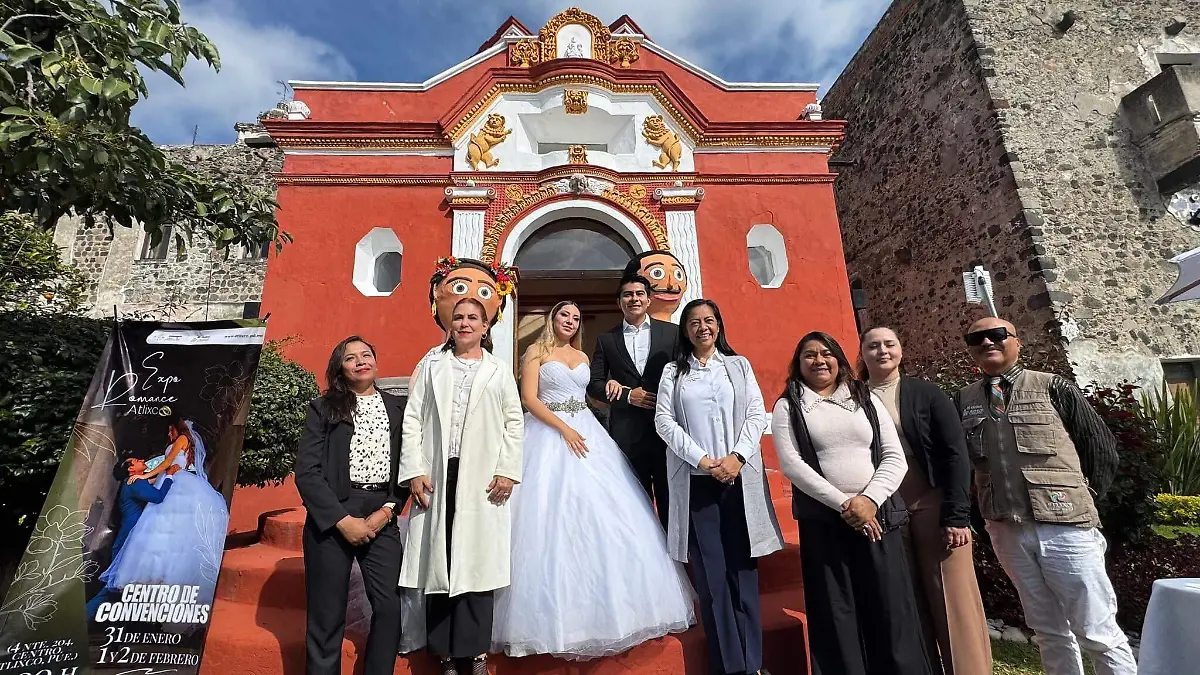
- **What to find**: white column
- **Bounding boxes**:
[450,209,485,258]
[666,209,703,323]
[492,306,516,369]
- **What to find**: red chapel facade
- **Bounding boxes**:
[258,8,856,396]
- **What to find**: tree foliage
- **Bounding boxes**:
[0,210,86,312]
[0,0,284,252]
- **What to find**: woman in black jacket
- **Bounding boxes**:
[294,335,411,675]
[859,327,991,675]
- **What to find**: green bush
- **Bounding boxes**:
[1140,384,1200,496]
[1088,383,1167,546]
[1155,493,1200,527]
[239,341,319,487]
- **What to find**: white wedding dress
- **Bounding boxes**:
[491,360,696,659]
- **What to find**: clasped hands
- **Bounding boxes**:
[698,455,742,484]
[841,495,883,543]
[336,504,394,546]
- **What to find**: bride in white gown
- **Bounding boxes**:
[492,301,696,660]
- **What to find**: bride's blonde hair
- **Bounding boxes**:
[528,301,583,363]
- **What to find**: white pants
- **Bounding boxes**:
[986,521,1137,675]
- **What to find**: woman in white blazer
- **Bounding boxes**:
[655,299,783,675]
[398,296,523,675]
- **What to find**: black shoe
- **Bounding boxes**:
[438,658,458,675]
[469,656,488,675]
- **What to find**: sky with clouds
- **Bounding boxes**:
[132,0,891,145]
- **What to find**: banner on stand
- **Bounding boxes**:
[0,320,267,675]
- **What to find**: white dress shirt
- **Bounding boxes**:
[447,355,481,459]
[622,315,652,375]
[676,353,736,475]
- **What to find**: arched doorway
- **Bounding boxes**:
[513,218,636,364]
[491,199,653,368]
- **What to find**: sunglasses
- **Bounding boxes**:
[964,327,1012,347]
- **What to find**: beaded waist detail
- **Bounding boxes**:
[545,398,588,414]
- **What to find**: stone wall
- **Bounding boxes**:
[57,142,283,321]
[826,0,1200,388]
[963,0,1200,389]
[823,0,1067,378]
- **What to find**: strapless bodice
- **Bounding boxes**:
[537,361,590,406]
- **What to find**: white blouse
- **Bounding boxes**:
[770,383,907,511]
[447,355,481,459]
[348,392,391,483]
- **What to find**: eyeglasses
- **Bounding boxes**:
[964,327,1012,347]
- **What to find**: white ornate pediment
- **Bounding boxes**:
[453,86,695,173]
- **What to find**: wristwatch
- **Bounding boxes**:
[731,452,746,465]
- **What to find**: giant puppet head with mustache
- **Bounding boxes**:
[429,257,518,336]
[623,250,687,322]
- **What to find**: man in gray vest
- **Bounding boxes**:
[957,317,1136,675]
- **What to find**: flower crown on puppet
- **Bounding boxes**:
[429,256,520,324]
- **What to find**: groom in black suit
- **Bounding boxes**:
[588,274,678,529]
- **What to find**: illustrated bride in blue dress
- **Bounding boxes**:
[99,416,229,604]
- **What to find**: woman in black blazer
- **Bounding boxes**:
[859,327,992,675]
[294,335,411,675]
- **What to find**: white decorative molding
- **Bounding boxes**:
[653,184,706,202]
[640,41,820,91]
[282,148,454,156]
[289,39,819,93]
[285,100,311,120]
[353,228,403,297]
[492,199,654,368]
[692,145,830,154]
[290,42,507,92]
[803,102,823,121]
[444,185,497,203]
[665,210,704,322]
[546,174,613,196]
[451,210,485,258]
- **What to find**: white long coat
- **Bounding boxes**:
[397,347,523,596]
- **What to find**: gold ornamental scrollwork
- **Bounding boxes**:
[510,40,541,68]
[481,185,560,263]
[610,39,639,67]
[601,189,670,251]
[563,90,588,115]
[466,114,512,170]
[505,184,525,201]
[480,182,670,264]
[567,145,589,164]
[627,184,647,199]
[540,8,612,63]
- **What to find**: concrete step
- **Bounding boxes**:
[201,588,809,675]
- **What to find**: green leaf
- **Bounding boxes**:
[1,107,34,117]
[36,153,50,172]
[100,78,132,99]
[79,76,102,95]
[219,228,235,241]
[94,149,108,165]
[6,46,43,67]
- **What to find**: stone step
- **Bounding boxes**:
[201,588,810,675]
[260,507,306,551]
[217,540,805,610]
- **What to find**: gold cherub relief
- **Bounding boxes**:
[642,115,682,171]
[467,114,512,170]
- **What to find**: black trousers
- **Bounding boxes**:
[688,476,762,675]
[303,488,405,675]
[426,458,494,659]
[628,440,671,530]
[798,518,932,675]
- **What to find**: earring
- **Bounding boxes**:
[430,302,437,317]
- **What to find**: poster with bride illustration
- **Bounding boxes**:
[0,319,266,675]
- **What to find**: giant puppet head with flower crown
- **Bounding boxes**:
[428,256,519,331]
